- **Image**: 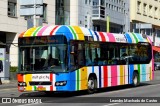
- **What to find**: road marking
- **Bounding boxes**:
[105,83,160,94]
[103,103,120,106]
[80,83,160,97]
[103,83,160,94]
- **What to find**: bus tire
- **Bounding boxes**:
[132,72,139,87]
[87,76,97,94]
[44,91,54,95]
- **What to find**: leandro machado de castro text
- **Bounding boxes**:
[110,98,158,103]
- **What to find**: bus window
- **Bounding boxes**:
[85,44,92,65]
[70,41,85,70]
[106,44,119,65]
[77,43,85,66]
[128,43,152,64]
[120,45,128,65]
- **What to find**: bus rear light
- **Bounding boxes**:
[55,81,67,86]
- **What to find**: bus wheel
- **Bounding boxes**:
[87,76,97,94]
[132,72,139,87]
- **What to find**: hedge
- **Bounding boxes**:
[10,66,18,72]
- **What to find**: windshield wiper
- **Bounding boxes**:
[49,68,59,75]
[18,71,35,74]
[41,67,59,75]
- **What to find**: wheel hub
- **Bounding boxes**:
[88,80,94,89]
[133,76,138,85]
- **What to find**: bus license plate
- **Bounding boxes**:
[37,87,46,91]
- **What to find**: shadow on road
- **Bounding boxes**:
[19,83,151,98]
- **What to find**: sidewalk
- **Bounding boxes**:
[0,80,17,89]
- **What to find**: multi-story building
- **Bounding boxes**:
[56,0,93,28]
[92,0,130,33]
[0,0,93,67]
[0,0,55,67]
[56,0,130,33]
[3,0,160,68]
[130,0,160,46]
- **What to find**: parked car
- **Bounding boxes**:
[154,62,160,71]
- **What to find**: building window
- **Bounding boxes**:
[93,0,98,6]
[149,5,153,17]
[40,3,47,22]
[143,3,147,16]
[119,0,121,5]
[101,0,105,6]
[89,0,91,4]
[85,0,88,4]
[154,7,158,19]
[124,10,126,14]
[137,1,141,14]
[112,5,114,10]
[117,0,119,4]
[106,3,108,8]
[8,0,17,17]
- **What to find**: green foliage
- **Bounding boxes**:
[10,66,18,72]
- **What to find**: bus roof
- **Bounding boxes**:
[19,25,151,44]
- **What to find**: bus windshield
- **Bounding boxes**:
[18,35,68,73]
[19,44,67,73]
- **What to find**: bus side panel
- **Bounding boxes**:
[128,65,134,84]
[151,59,154,80]
[80,67,88,90]
[56,73,71,91]
[117,65,128,85]
[70,70,76,91]
[139,63,152,82]
[69,67,90,91]
[129,63,153,85]
[111,66,117,86]
[139,64,147,82]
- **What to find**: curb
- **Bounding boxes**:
[2,80,11,84]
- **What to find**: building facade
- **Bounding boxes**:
[92,0,130,33]
[56,0,93,28]
[0,0,94,67]
[0,0,55,66]
[130,0,160,46]
[2,0,160,67]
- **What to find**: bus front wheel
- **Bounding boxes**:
[87,76,97,94]
[132,72,139,87]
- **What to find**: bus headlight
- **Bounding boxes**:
[55,81,67,86]
[18,82,27,86]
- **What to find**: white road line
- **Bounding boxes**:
[0,88,17,91]
[101,83,160,95]
[80,83,160,97]
[103,103,120,106]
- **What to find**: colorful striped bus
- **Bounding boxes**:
[17,25,154,93]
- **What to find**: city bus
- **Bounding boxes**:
[17,25,154,93]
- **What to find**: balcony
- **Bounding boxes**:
[92,5,106,20]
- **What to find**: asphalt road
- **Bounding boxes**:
[1,71,160,106]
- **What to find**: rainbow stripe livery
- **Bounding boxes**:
[17,25,154,92]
